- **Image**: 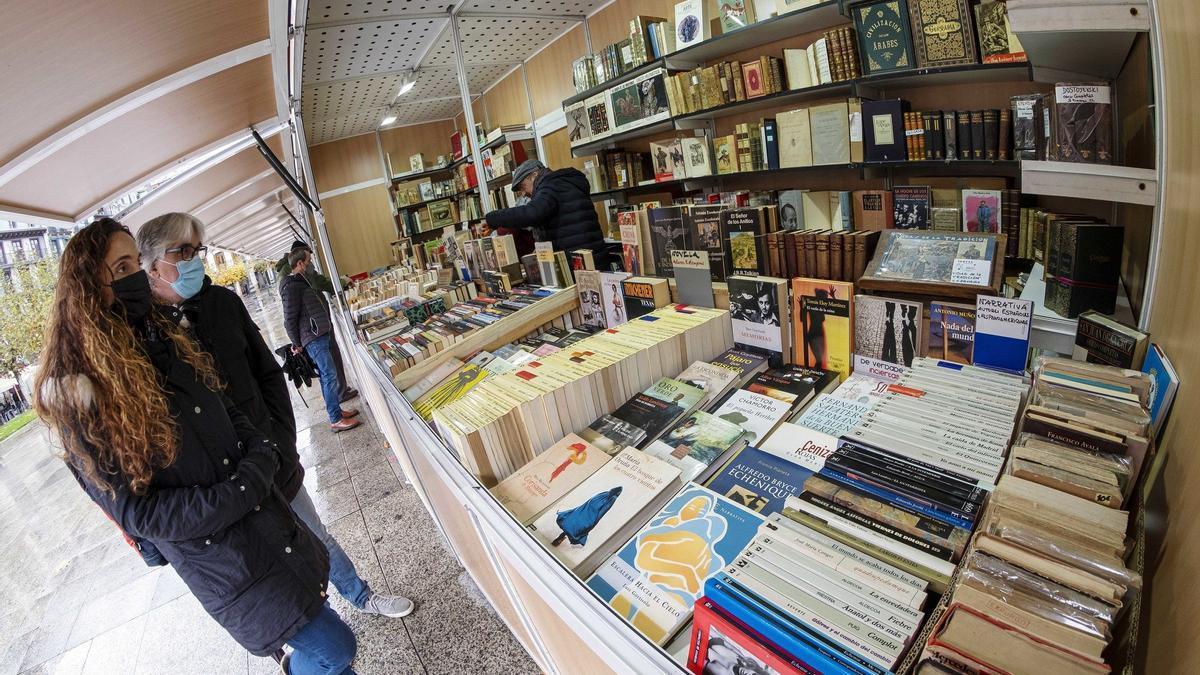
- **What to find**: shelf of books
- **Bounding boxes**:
[325,1,1171,673]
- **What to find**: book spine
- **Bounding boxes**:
[763,521,930,598]
[798,492,955,562]
[794,232,808,277]
[956,112,972,160]
[970,110,985,159]
[830,234,844,281]
[832,448,988,505]
[983,109,999,160]
[819,469,975,530]
[921,112,933,159]
[815,232,831,280]
[824,456,985,522]
[840,233,855,282]
[998,107,1011,160]
[943,111,956,159]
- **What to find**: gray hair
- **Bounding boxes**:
[136,212,206,271]
[288,248,308,269]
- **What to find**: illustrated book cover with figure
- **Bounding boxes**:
[528,449,682,577]
[648,206,693,276]
[688,204,728,281]
[599,271,632,328]
[928,301,976,365]
[711,389,791,448]
[575,269,606,329]
[609,79,645,132]
[581,377,706,454]
[854,295,922,367]
[727,275,790,367]
[962,189,1002,233]
[893,185,931,230]
[565,101,591,145]
[680,137,713,178]
[586,486,764,644]
[644,411,747,483]
[869,230,997,286]
[792,278,854,381]
[491,434,612,524]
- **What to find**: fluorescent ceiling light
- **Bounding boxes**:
[381,114,397,126]
[398,71,416,97]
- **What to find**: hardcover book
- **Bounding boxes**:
[727,275,790,367]
[648,206,693,276]
[1054,83,1113,164]
[622,276,671,319]
[680,137,713,178]
[893,185,931,230]
[712,389,791,447]
[492,434,611,524]
[792,278,854,381]
[854,295,923,367]
[528,449,682,577]
[851,0,916,74]
[706,446,812,515]
[908,0,977,68]
[644,412,748,482]
[1072,310,1149,369]
[671,250,717,308]
[587,486,764,644]
[742,60,768,98]
[862,98,907,162]
[928,301,975,365]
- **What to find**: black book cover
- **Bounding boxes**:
[970,110,985,159]
[863,98,907,162]
[1057,223,1125,285]
[1010,94,1044,160]
[743,366,832,407]
[690,204,729,281]
[892,185,931,229]
[722,207,768,276]
[921,112,934,159]
[837,437,986,489]
[647,206,692,276]
[828,449,987,510]
[983,109,999,160]
[797,492,957,561]
[956,111,972,160]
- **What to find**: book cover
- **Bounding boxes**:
[723,208,767,277]
[853,190,895,230]
[854,295,922,367]
[587,377,708,454]
[742,60,767,98]
[1142,343,1179,437]
[1054,83,1113,164]
[681,137,713,178]
[928,301,975,365]
[793,393,873,438]
[677,360,741,407]
[528,449,681,574]
[689,597,812,675]
[492,434,612,524]
[961,189,1002,233]
[713,134,738,173]
[675,0,707,49]
[759,423,837,475]
[649,140,677,181]
[648,206,693,276]
[808,101,851,166]
[776,107,813,169]
[712,389,791,447]
[852,0,916,74]
[619,219,643,275]
[778,190,805,231]
[727,275,788,366]
[893,185,931,230]
[1072,310,1149,369]
[792,278,854,381]
[689,204,729,281]
[623,276,671,319]
[974,296,1033,373]
[908,0,977,68]
[744,367,831,407]
[600,271,632,327]
[585,93,613,138]
[588,486,763,645]
[718,0,756,33]
[709,348,771,385]
[706,446,812,515]
[565,101,591,145]
[671,250,717,308]
[975,0,1027,64]
[575,269,606,329]
[862,98,907,162]
[636,68,672,123]
[644,412,747,482]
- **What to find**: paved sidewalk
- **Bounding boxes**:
[0,286,536,675]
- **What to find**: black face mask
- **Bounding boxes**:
[109,270,153,324]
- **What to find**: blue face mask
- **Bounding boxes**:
[164,256,206,299]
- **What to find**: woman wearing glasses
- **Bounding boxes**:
[36,218,357,674]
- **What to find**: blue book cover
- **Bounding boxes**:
[705,576,887,675]
[973,297,1033,374]
[705,446,811,516]
[1141,343,1178,435]
[586,486,764,644]
[818,468,974,530]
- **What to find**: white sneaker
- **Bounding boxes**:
[361,594,414,618]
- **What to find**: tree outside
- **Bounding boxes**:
[0,257,58,378]
[212,261,248,289]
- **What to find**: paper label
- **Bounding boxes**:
[670,249,710,270]
[1014,99,1035,120]
[975,296,1033,341]
[950,258,991,286]
[1056,84,1110,105]
[848,112,863,142]
[872,114,895,145]
[851,354,906,381]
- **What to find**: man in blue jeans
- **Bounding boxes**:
[281,248,361,433]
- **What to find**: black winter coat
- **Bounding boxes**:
[180,277,303,500]
[484,168,606,259]
[69,323,329,656]
[280,273,332,349]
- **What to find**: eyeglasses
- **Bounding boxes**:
[164,244,208,261]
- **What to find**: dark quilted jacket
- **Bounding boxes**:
[280,272,331,349]
[180,277,303,500]
[484,168,606,259]
[69,321,328,656]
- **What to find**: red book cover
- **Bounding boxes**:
[688,597,816,675]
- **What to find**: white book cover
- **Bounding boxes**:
[599,271,632,327]
[492,434,612,524]
[674,0,706,49]
[777,107,813,168]
[793,393,873,436]
[565,100,591,146]
[680,137,713,178]
[712,389,790,447]
[759,422,836,472]
[528,449,681,572]
[784,48,813,90]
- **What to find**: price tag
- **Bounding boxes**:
[950,258,990,286]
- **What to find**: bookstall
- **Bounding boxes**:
[292,0,1195,673]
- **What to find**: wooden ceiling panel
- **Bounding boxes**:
[0,56,277,220]
[1,0,268,167]
[122,135,285,231]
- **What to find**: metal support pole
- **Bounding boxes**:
[450,9,493,214]
[582,16,593,54]
[520,63,545,161]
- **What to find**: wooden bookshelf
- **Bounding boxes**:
[1009,0,1149,80]
[392,164,456,183]
[1021,160,1157,206]
[392,287,579,390]
[395,185,480,213]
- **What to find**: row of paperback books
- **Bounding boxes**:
[916,356,1150,673]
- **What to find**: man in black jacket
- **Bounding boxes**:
[138,212,412,622]
[482,159,608,265]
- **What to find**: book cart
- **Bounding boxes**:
[308,1,1174,673]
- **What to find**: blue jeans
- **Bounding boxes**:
[290,485,371,608]
[305,334,343,424]
[286,603,357,675]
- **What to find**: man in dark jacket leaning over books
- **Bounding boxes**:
[482,159,609,267]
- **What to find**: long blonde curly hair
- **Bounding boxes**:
[35,218,222,496]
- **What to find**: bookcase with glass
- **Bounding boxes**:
[345,1,1168,673]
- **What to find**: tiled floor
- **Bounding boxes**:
[0,285,537,675]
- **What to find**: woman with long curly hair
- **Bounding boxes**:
[35,218,356,675]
